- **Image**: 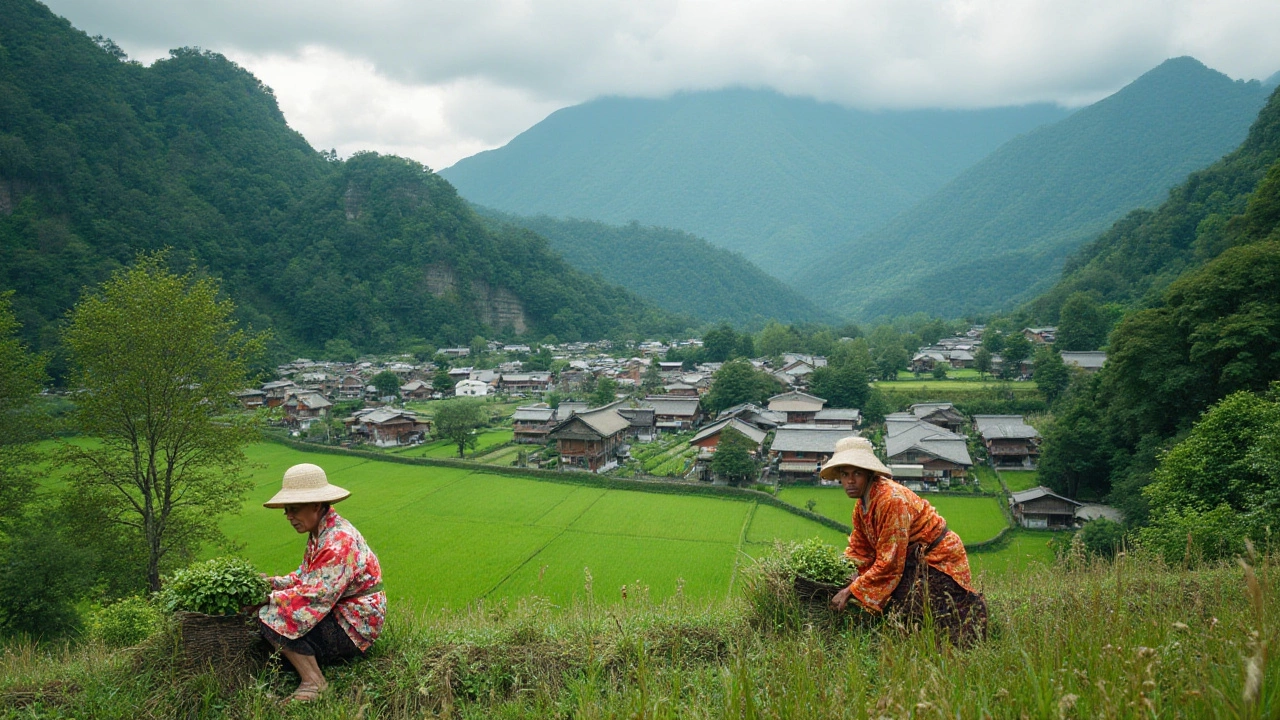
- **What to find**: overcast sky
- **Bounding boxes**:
[42,0,1280,170]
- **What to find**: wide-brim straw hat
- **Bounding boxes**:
[263,463,351,508]
[819,436,892,480]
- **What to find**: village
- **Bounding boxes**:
[237,328,1115,531]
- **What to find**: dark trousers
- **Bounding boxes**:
[258,613,365,664]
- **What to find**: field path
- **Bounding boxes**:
[480,489,610,598]
[727,501,760,595]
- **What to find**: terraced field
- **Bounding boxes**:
[999,470,1041,492]
[776,486,1009,544]
[397,429,514,459]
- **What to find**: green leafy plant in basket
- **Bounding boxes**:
[158,557,268,616]
[789,538,854,585]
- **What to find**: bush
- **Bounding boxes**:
[1078,518,1127,558]
[787,538,854,584]
[87,596,161,647]
[157,557,268,616]
[0,512,95,637]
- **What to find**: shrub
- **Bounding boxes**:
[1079,518,1127,558]
[87,596,161,647]
[157,557,268,616]
[788,538,853,584]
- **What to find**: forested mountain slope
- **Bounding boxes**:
[442,89,1068,277]
[474,208,832,327]
[1028,84,1280,320]
[806,57,1272,320]
[0,0,687,357]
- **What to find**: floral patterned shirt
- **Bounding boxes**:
[844,478,974,613]
[259,509,385,651]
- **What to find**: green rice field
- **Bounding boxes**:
[999,469,1041,492]
[874,379,1039,392]
[396,428,514,459]
[221,443,848,611]
[776,486,1009,544]
[968,530,1059,577]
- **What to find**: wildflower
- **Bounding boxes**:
[1057,693,1078,719]
[1171,622,1189,631]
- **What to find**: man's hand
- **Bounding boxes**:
[830,587,853,612]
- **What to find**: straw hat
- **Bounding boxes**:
[263,463,351,508]
[819,436,892,480]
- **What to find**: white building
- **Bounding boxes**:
[454,379,490,397]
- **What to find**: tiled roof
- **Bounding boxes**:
[690,418,768,446]
[1010,486,1082,506]
[884,420,972,466]
[770,425,853,453]
[768,391,828,412]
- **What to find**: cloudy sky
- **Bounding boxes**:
[42,0,1280,170]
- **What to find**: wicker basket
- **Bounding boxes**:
[793,574,852,605]
[173,611,270,686]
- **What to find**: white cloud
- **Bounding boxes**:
[43,0,1280,168]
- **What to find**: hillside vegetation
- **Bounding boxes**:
[476,208,833,326]
[0,0,686,358]
[443,89,1068,277]
[808,57,1272,320]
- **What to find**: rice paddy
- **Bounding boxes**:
[999,469,1041,492]
[775,485,1009,544]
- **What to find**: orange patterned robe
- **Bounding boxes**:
[844,478,974,613]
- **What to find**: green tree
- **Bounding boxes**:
[974,347,993,379]
[469,335,488,359]
[1038,375,1113,500]
[591,377,619,407]
[711,427,758,486]
[372,370,401,399]
[433,398,488,458]
[1078,518,1126,558]
[1032,347,1071,405]
[0,293,47,525]
[323,338,358,363]
[1138,385,1280,563]
[432,367,454,395]
[61,256,267,592]
[981,327,1006,354]
[756,321,797,357]
[703,359,782,415]
[999,333,1033,379]
[1056,292,1110,351]
[702,324,740,362]
[808,361,871,410]
[641,361,663,392]
[930,365,948,380]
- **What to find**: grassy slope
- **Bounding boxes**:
[999,470,1041,492]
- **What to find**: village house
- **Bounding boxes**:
[454,379,490,397]
[973,415,1042,469]
[439,348,471,358]
[234,388,266,409]
[641,395,704,432]
[399,379,432,400]
[663,382,699,397]
[813,408,861,428]
[689,418,768,459]
[498,372,553,394]
[512,405,557,444]
[282,391,334,430]
[767,391,827,424]
[770,424,853,483]
[889,464,931,492]
[617,407,657,442]
[1023,327,1057,344]
[716,402,786,429]
[1009,486,1083,529]
[548,405,632,472]
[900,402,966,433]
[1060,351,1107,373]
[336,374,365,399]
[344,407,431,447]
[883,419,972,483]
[261,379,298,408]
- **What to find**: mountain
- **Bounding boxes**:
[1027,84,1280,320]
[441,90,1069,277]
[0,0,689,358]
[473,208,832,327]
[805,57,1272,320]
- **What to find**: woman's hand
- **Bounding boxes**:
[830,587,853,612]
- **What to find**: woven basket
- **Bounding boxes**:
[793,574,852,605]
[173,611,270,686]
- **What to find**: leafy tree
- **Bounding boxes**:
[703,359,782,415]
[323,338,358,363]
[981,327,1006,354]
[1038,375,1113,500]
[711,427,758,486]
[1138,385,1280,563]
[61,256,267,592]
[930,365,948,380]
[372,370,401,399]
[433,398,488,458]
[0,293,46,525]
[999,333,1033,379]
[1032,347,1071,405]
[544,391,563,409]
[0,506,95,636]
[756,321,798,357]
[737,333,755,359]
[1056,292,1110,351]
[808,361,871,410]
[642,361,663,392]
[702,324,740,362]
[432,367,454,395]
[1078,518,1127,558]
[591,377,619,407]
[974,347,993,379]
[469,336,489,359]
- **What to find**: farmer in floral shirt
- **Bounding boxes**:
[825,437,987,646]
[258,463,386,703]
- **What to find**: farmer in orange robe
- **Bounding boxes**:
[825,437,987,645]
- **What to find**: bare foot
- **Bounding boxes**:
[282,681,327,704]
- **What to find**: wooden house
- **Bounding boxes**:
[883,420,972,483]
[1009,486,1082,529]
[399,379,432,400]
[641,395,704,432]
[814,408,861,428]
[1060,351,1106,373]
[769,425,853,482]
[767,391,827,424]
[344,407,430,447]
[512,405,556,444]
[234,388,266,409]
[282,391,333,429]
[689,418,768,458]
[548,407,631,472]
[973,415,1041,469]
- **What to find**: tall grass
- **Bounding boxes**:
[2,549,1276,718]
